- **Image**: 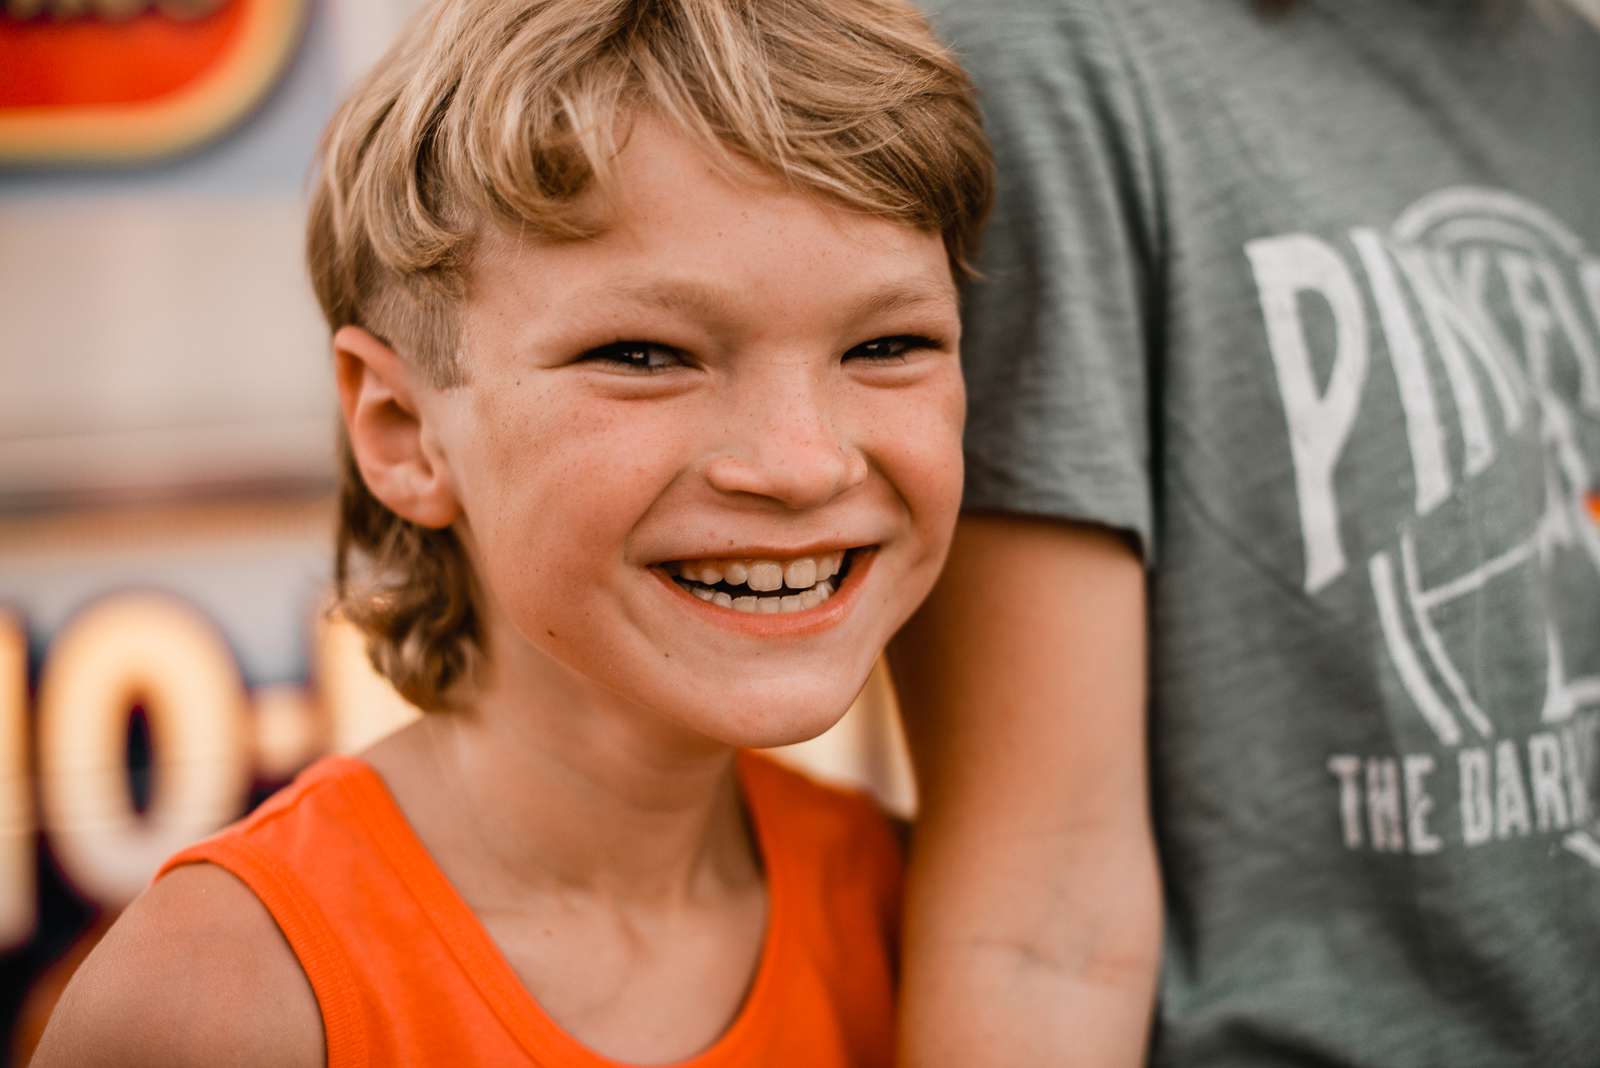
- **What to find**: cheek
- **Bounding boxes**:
[451,392,673,608]
[846,374,964,641]
[865,372,966,556]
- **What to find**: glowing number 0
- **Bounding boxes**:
[36,593,250,907]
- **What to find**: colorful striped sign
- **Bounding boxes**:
[0,0,308,163]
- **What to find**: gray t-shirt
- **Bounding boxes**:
[932,0,1600,1063]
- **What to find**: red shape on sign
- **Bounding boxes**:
[0,1,245,109]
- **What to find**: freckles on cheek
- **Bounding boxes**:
[895,388,965,505]
[874,444,962,571]
[922,449,966,527]
[461,402,565,587]
[472,376,593,489]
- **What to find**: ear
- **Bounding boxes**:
[334,325,462,529]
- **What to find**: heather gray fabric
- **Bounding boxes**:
[932,0,1600,1063]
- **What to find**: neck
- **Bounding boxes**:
[363,615,759,909]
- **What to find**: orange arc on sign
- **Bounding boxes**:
[0,0,307,164]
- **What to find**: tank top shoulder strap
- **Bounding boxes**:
[160,756,554,1067]
[161,757,380,1067]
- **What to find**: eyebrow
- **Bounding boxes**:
[846,279,960,319]
[607,279,746,320]
[601,276,958,322]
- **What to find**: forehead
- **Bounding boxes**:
[464,120,957,337]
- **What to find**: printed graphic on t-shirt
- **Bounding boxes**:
[1246,187,1600,868]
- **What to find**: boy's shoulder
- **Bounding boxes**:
[30,861,324,1068]
[31,757,369,1067]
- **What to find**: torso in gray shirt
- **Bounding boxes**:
[936,0,1600,1062]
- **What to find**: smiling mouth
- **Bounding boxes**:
[664,549,857,614]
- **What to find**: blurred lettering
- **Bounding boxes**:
[0,614,35,948]
[36,593,250,906]
[1333,723,1599,856]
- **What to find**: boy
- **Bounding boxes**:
[34,1,992,1064]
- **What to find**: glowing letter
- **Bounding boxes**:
[37,594,250,907]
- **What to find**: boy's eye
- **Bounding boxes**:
[843,336,935,363]
[581,341,685,372]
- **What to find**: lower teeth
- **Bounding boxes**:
[686,579,836,613]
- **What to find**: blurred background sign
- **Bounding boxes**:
[0,0,308,165]
[0,1,914,1058]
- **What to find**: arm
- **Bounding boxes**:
[890,514,1160,1067]
[30,862,325,1068]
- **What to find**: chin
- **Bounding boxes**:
[681,687,862,751]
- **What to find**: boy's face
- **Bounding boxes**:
[422,120,963,747]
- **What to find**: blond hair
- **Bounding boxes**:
[310,0,994,709]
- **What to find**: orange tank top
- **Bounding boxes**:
[159,751,902,1068]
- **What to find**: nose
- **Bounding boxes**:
[704,376,869,509]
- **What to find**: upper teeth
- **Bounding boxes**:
[670,551,844,591]
[668,552,847,613]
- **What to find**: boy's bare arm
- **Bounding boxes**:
[31,863,324,1068]
[889,515,1160,1068]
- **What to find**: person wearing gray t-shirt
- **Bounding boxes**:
[892,1,1600,1064]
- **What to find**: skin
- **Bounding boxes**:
[888,516,1161,1067]
[34,119,965,1066]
